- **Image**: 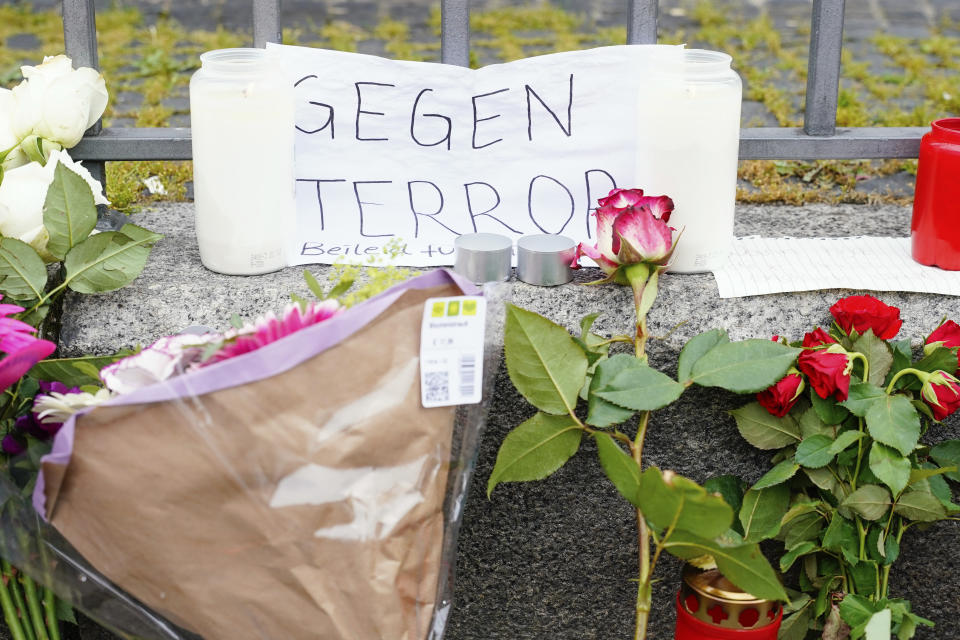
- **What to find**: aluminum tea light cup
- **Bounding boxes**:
[516,234,576,286]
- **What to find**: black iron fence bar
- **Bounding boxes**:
[441,0,471,67]
[70,126,926,162]
[627,0,659,45]
[804,0,847,136]
[253,0,282,49]
[62,0,104,184]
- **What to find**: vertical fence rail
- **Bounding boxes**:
[627,0,659,45]
[804,0,847,136]
[62,0,105,184]
[441,0,470,67]
[253,0,282,47]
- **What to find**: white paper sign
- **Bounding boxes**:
[713,236,960,298]
[268,43,683,266]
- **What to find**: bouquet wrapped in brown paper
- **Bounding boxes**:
[17,270,497,640]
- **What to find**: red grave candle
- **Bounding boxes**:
[912,118,960,270]
[674,565,782,640]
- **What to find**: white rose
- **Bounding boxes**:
[0,89,19,154]
[0,149,109,259]
[11,55,108,149]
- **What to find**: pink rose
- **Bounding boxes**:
[571,188,676,275]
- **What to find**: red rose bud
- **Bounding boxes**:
[757,372,804,417]
[829,295,902,340]
[927,319,960,348]
[926,320,960,369]
[921,371,960,421]
[803,327,836,347]
[799,330,851,401]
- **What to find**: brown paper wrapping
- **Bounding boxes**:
[44,285,460,640]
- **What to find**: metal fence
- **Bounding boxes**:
[64,0,927,185]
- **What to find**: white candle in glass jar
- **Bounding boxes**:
[636,49,742,274]
[189,48,295,275]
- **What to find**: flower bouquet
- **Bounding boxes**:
[10,269,498,640]
[730,295,960,639]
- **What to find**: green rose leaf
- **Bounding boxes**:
[43,161,98,259]
[64,224,162,294]
[865,394,921,457]
[678,328,729,383]
[810,389,850,424]
[636,467,733,539]
[593,364,684,411]
[930,440,960,483]
[783,512,825,549]
[842,383,887,417]
[893,490,947,522]
[0,238,48,301]
[504,303,588,416]
[829,430,865,455]
[487,412,582,497]
[852,331,893,387]
[839,594,881,629]
[662,530,788,601]
[594,432,641,507]
[586,354,637,427]
[704,476,747,533]
[690,339,801,393]
[739,484,789,542]
[752,460,800,490]
[914,346,959,378]
[868,443,911,496]
[795,434,835,469]
[579,312,601,336]
[780,541,817,573]
[799,407,832,438]
[840,484,891,521]
[778,605,814,640]
[822,512,859,565]
[730,402,802,450]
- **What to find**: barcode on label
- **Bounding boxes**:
[424,371,449,403]
[459,353,476,397]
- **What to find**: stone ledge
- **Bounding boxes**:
[58,202,957,639]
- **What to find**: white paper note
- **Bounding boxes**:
[267,43,683,266]
[713,237,960,298]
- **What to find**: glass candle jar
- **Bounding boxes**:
[189,48,295,275]
[911,118,960,270]
[636,49,742,273]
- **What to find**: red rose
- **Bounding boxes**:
[829,295,902,340]
[927,320,960,348]
[922,374,960,421]
[798,329,851,401]
[757,373,804,417]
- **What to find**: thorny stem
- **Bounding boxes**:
[4,564,35,640]
[880,520,905,598]
[851,418,866,491]
[42,589,59,640]
[633,411,652,640]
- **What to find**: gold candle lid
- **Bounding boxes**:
[680,564,781,629]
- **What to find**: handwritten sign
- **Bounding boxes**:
[268,43,683,266]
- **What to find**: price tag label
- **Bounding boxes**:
[420,296,486,407]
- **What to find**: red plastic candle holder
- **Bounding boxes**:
[674,565,782,640]
[912,118,960,270]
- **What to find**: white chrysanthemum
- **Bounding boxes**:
[33,388,112,424]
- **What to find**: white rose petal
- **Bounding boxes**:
[0,159,54,240]
[10,55,108,149]
[51,149,110,206]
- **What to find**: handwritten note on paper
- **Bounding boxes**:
[267,44,683,266]
[713,237,960,298]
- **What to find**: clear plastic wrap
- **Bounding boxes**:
[0,269,505,640]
